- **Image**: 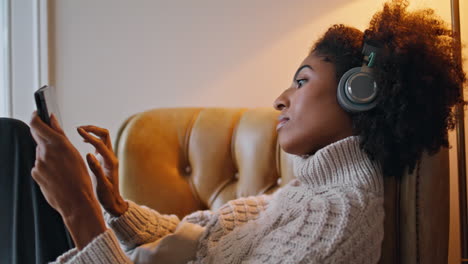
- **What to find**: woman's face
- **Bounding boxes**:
[274,52,354,156]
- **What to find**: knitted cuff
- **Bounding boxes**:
[52,229,131,264]
[51,248,79,263]
[104,200,179,248]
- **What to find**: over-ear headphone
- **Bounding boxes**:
[337,43,381,112]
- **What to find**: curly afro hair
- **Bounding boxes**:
[311,0,466,178]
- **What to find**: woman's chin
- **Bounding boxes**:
[278,134,318,157]
[278,141,311,157]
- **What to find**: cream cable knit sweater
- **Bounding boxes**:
[52,136,385,263]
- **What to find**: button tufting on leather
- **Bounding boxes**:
[277,178,282,185]
[185,166,192,174]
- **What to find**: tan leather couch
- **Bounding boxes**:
[115,108,449,264]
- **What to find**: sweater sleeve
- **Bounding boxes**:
[182,193,272,231]
[103,200,180,251]
[189,194,272,262]
[50,200,182,263]
[50,229,132,264]
[50,194,273,263]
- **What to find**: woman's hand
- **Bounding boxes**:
[29,112,107,249]
[77,125,128,217]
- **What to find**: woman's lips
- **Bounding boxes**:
[276,116,290,131]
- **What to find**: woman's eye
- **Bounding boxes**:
[296,79,307,88]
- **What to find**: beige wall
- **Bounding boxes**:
[50,0,465,262]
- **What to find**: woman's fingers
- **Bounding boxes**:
[29,111,63,144]
[30,126,47,146]
[79,125,112,150]
[50,114,65,136]
[77,128,116,168]
[86,153,110,185]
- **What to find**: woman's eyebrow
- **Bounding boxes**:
[293,65,313,81]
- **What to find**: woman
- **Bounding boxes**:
[26,1,465,263]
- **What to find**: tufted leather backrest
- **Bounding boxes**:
[115,108,449,264]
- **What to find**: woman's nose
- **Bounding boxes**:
[273,90,289,111]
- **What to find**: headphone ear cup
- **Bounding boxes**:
[337,67,378,112]
[337,67,362,112]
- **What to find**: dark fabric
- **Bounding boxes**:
[0,118,74,264]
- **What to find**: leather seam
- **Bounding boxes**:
[114,114,136,157]
[208,109,246,207]
[207,178,236,208]
[183,108,202,169]
[259,182,277,195]
[184,108,204,207]
[230,110,246,175]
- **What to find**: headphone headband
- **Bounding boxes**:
[362,43,381,68]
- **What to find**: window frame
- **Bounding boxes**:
[1,0,48,121]
[0,0,12,117]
